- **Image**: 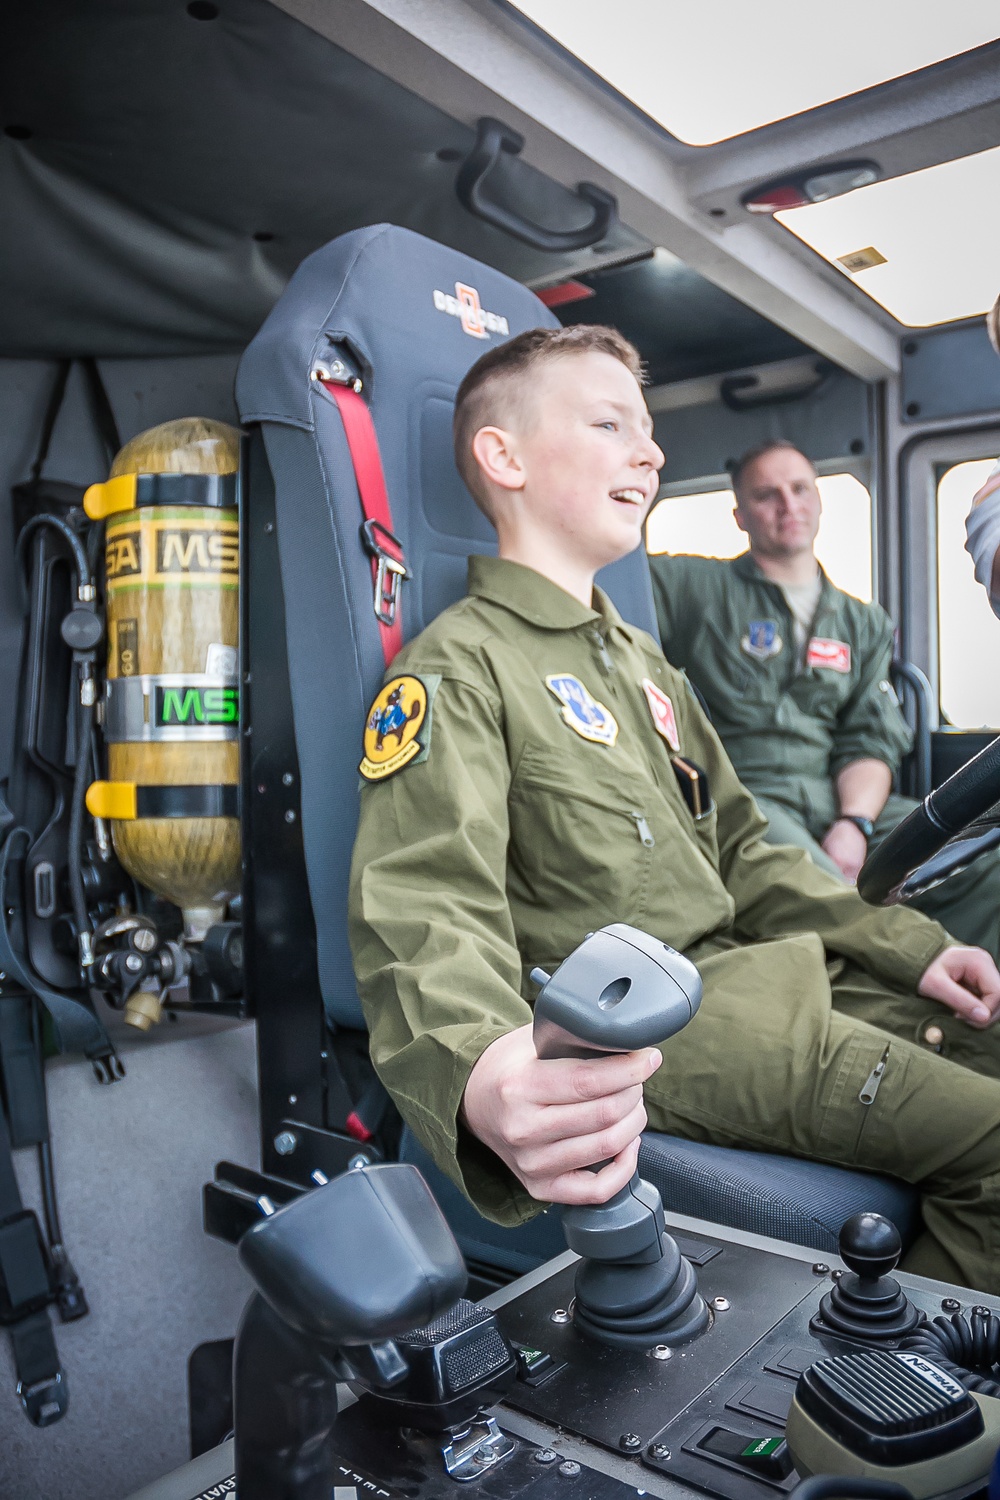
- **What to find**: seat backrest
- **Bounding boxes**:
[236,225,659,1027]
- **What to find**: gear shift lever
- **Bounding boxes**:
[531,924,709,1348]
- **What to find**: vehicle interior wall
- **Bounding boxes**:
[0,353,252,1500]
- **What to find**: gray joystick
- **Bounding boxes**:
[531,924,709,1349]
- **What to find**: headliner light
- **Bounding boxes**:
[536,280,596,308]
[743,162,881,215]
[776,144,1000,326]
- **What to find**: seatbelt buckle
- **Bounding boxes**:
[360,518,410,628]
[17,1368,66,1427]
[0,1209,56,1325]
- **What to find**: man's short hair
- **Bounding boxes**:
[730,440,816,500]
[453,324,644,516]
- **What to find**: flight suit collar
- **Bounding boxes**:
[467,554,623,633]
[729,550,835,604]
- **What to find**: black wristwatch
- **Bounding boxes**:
[837,814,875,841]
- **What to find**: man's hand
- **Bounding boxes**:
[918,946,1000,1028]
[461,1023,662,1205]
[820,819,868,883]
[970,467,1000,510]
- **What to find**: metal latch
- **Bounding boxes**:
[441,1412,515,1482]
[360,518,410,628]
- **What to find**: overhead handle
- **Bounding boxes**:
[455,116,618,253]
[720,361,834,413]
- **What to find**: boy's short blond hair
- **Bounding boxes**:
[453,324,644,518]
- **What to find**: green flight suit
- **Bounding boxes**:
[349,556,1000,1294]
[649,551,1000,959]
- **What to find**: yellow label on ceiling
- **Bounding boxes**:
[836,246,888,275]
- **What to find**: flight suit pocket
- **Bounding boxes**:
[508,752,655,927]
[694,618,776,720]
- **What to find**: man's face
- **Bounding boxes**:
[734,448,821,561]
[511,351,664,570]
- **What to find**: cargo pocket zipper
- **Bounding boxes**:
[859,1044,890,1105]
[631,812,655,848]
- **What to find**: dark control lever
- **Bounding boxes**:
[531,925,709,1348]
[233,1163,467,1500]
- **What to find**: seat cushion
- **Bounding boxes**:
[400,1128,920,1274]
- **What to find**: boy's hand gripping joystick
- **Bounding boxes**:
[531,924,710,1349]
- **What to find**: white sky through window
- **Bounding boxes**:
[776,146,1000,326]
[507,2,999,145]
[646,475,873,601]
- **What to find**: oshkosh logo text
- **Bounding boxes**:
[433,282,509,338]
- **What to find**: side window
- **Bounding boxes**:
[937,458,1000,727]
[646,474,874,602]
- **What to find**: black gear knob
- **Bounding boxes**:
[838,1212,903,1282]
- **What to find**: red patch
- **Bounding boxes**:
[642,677,679,749]
[806,637,851,673]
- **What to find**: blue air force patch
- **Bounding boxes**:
[545,674,619,747]
[741,620,783,661]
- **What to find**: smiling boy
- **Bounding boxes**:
[349,325,1000,1295]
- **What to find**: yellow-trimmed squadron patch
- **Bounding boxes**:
[545,673,618,747]
[360,675,428,781]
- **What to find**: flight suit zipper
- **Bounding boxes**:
[592,630,616,674]
[859,1044,890,1105]
[631,813,655,847]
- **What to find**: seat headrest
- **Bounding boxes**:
[237,223,558,429]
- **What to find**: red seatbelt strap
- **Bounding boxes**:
[321,379,407,665]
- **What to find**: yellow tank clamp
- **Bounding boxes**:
[86,782,239,820]
[85,472,239,519]
[84,474,136,520]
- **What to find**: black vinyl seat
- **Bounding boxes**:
[235,223,919,1265]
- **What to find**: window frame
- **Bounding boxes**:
[898,425,1000,724]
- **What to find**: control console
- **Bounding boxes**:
[130,927,1000,1500]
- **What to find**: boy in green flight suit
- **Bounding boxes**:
[349,325,1000,1295]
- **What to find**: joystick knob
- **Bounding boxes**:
[813,1212,921,1344]
[531,926,709,1350]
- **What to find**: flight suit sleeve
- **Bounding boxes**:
[669,673,952,993]
[829,609,913,776]
[348,673,540,1228]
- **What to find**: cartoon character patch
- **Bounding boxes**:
[360,675,428,781]
[806,637,851,673]
[545,674,618,747]
[741,620,782,661]
[641,677,679,750]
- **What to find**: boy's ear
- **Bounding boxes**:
[733,504,749,538]
[471,426,526,493]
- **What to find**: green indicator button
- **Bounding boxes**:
[742,1437,783,1457]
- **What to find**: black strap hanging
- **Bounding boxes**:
[0,1049,67,1427]
[12,358,122,538]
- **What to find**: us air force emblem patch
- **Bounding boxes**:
[545,674,618,747]
[741,620,782,660]
[360,675,428,781]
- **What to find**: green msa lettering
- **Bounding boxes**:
[156,685,239,726]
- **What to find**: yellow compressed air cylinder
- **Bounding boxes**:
[85,418,241,943]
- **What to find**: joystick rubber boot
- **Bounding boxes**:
[814,1212,921,1344]
[572,1218,709,1348]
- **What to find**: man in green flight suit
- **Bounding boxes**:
[349,326,1000,1296]
[648,441,1000,977]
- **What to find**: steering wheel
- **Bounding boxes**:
[858,734,1000,906]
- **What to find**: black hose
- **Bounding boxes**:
[903,1307,1000,1397]
[15,512,91,594]
[68,696,94,968]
